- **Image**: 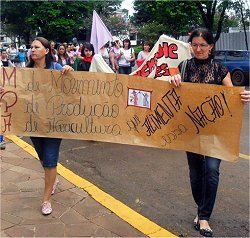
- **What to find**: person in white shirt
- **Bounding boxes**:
[117,39,135,75]
[137,41,151,67]
[99,42,111,67]
[109,40,122,73]
[6,44,17,63]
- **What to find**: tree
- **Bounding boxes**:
[196,0,229,42]
[133,0,158,24]
[1,1,40,44]
[133,0,243,43]
[229,0,249,50]
[1,1,121,43]
[101,15,127,36]
[136,22,166,44]
[26,1,93,42]
[133,0,202,39]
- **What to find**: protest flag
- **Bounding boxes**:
[90,10,113,54]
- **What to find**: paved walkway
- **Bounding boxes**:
[1,139,145,237]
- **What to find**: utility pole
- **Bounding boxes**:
[240,1,248,50]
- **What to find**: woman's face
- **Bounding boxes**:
[143,44,150,52]
[124,41,129,48]
[84,48,93,57]
[191,36,213,60]
[59,46,65,55]
[66,46,71,52]
[50,42,55,49]
[30,40,48,61]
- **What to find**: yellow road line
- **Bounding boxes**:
[6,135,177,237]
[239,153,250,160]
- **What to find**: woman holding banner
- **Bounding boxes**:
[170,28,250,237]
[27,37,73,215]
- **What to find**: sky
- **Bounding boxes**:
[121,0,135,16]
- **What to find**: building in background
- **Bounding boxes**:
[113,9,138,46]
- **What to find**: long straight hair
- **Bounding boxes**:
[26,37,54,69]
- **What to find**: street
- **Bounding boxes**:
[24,104,249,237]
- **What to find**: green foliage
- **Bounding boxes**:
[228,0,250,28]
[133,45,143,55]
[214,13,239,32]
[1,0,121,43]
[136,22,166,44]
[98,14,127,36]
[133,0,246,43]
[1,1,40,43]
[133,0,202,43]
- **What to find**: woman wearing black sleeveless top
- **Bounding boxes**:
[170,28,250,237]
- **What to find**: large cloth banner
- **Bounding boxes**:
[0,67,244,162]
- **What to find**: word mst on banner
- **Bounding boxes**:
[135,42,178,78]
[1,68,17,133]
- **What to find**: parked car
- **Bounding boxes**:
[214,50,249,86]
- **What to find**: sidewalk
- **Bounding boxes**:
[1,140,145,237]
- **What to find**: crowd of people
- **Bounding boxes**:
[0,29,250,238]
[0,39,152,74]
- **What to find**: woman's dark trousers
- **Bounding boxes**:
[186,152,221,221]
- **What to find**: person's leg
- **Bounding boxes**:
[43,167,57,202]
[30,137,44,164]
[42,138,62,202]
[197,156,221,236]
[186,152,204,208]
[199,156,221,221]
[41,138,62,215]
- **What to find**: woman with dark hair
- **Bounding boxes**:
[170,28,250,237]
[27,37,73,215]
[137,41,151,67]
[57,44,70,66]
[50,40,58,62]
[117,39,135,75]
[76,42,95,71]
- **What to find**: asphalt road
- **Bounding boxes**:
[25,105,249,237]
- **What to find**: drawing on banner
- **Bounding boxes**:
[127,88,152,109]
